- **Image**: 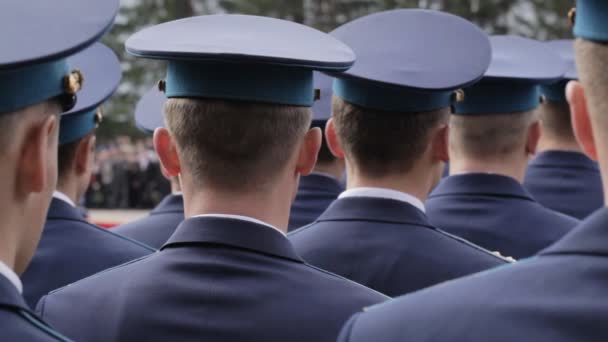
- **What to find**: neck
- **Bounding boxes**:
[183,183,292,234]
[312,161,344,181]
[55,180,79,205]
[537,136,582,153]
[450,156,528,183]
[345,162,434,203]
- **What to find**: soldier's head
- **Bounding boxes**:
[448,36,566,178]
[127,14,354,222]
[537,41,579,147]
[56,43,121,203]
[568,0,608,197]
[0,0,117,273]
[324,9,491,191]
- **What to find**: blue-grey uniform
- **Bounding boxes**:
[428,174,579,259]
[525,151,602,219]
[289,72,343,230]
[524,40,603,219]
[0,0,118,339]
[337,4,608,341]
[21,43,156,308]
[289,10,508,297]
[0,274,70,341]
[34,14,388,342]
[113,194,184,249]
[426,36,578,259]
[112,87,185,248]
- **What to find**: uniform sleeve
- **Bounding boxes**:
[337,312,362,342]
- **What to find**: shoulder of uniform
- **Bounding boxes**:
[18,309,73,341]
[301,262,390,299]
[46,253,153,297]
[82,223,157,252]
[286,221,318,237]
[433,228,515,263]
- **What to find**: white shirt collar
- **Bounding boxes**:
[52,191,76,207]
[338,187,426,213]
[190,214,286,236]
[0,261,22,294]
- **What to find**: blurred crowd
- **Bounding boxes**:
[84,136,170,209]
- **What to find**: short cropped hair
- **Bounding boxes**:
[164,98,311,191]
[538,101,575,140]
[57,132,94,180]
[575,39,608,144]
[450,111,536,162]
[331,96,449,177]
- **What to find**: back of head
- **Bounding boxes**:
[332,96,449,178]
[165,98,311,192]
[450,110,537,163]
[538,100,576,141]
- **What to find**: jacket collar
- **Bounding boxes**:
[46,197,87,221]
[299,173,344,193]
[430,173,534,202]
[162,216,303,263]
[0,275,28,312]
[542,207,608,257]
[316,196,433,228]
[530,150,599,171]
[151,194,184,215]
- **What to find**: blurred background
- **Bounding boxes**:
[90,0,574,210]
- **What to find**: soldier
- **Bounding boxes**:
[113,87,185,249]
[289,72,345,230]
[425,36,579,259]
[21,43,156,308]
[337,2,608,341]
[289,9,508,297]
[524,40,603,219]
[35,14,388,342]
[0,0,117,339]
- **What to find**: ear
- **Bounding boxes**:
[431,124,449,163]
[568,80,598,160]
[17,114,58,194]
[295,127,321,176]
[74,134,96,175]
[525,121,541,156]
[325,118,345,159]
[154,128,181,177]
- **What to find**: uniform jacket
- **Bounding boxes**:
[113,194,184,249]
[289,196,507,297]
[36,216,388,342]
[524,150,603,219]
[288,173,343,231]
[427,173,579,259]
[0,275,70,341]
[338,208,608,342]
[22,198,155,308]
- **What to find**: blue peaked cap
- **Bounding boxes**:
[0,0,119,113]
[60,43,121,145]
[135,87,166,134]
[328,9,491,113]
[573,0,608,42]
[136,72,335,134]
[540,40,576,103]
[454,36,567,115]
[126,15,355,107]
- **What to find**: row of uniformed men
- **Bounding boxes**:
[2,0,608,341]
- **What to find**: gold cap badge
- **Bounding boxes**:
[64,69,84,95]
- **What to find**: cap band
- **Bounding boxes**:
[573,0,608,42]
[333,77,454,113]
[60,108,98,145]
[454,80,541,115]
[541,80,569,103]
[0,58,69,113]
[166,61,314,106]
